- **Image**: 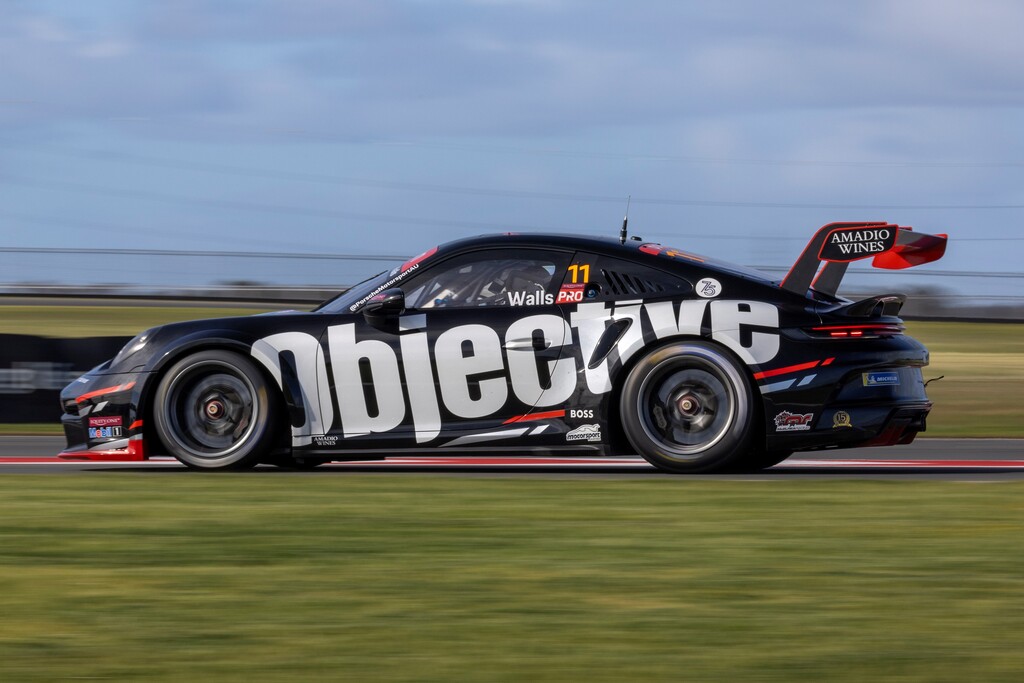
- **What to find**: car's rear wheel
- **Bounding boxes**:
[620,341,755,473]
[153,350,276,470]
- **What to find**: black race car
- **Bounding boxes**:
[59,221,947,472]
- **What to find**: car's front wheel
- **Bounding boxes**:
[619,341,755,473]
[153,350,276,470]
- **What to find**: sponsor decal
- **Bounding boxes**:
[312,435,339,447]
[819,227,896,262]
[774,411,813,432]
[833,411,853,428]
[507,288,555,306]
[567,263,591,284]
[696,278,721,299]
[348,262,422,312]
[556,283,585,304]
[566,424,602,442]
[568,408,594,419]
[863,371,900,387]
[88,416,123,428]
[91,426,123,438]
[253,298,781,446]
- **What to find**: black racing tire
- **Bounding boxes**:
[153,349,276,470]
[619,341,756,473]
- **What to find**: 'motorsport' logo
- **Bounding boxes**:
[252,299,780,446]
[566,424,602,442]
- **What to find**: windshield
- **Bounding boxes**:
[315,245,439,314]
[314,269,389,313]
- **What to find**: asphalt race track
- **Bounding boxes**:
[0,436,1022,479]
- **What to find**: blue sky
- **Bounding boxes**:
[2,0,1022,298]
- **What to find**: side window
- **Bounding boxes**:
[556,253,691,303]
[403,249,571,309]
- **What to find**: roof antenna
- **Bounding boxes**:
[619,195,631,245]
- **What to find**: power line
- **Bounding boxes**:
[0,175,561,233]
[3,247,1023,280]
[0,247,406,261]
[7,145,1024,211]
[6,171,1024,223]
[374,139,1024,169]
[9,132,1024,169]
[753,265,1024,279]
[3,209,1022,246]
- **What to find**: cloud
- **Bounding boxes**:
[3,0,1024,144]
[0,8,240,129]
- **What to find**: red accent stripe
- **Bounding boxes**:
[821,357,835,366]
[753,361,820,381]
[401,246,438,272]
[129,420,144,430]
[503,409,566,424]
[6,457,1024,469]
[784,459,1024,469]
[75,381,136,404]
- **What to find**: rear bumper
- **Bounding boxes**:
[767,401,931,452]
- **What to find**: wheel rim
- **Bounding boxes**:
[162,360,259,460]
[636,354,738,459]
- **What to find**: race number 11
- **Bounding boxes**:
[568,264,590,284]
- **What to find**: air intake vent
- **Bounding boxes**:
[601,270,666,296]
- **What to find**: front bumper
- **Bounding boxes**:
[58,371,151,461]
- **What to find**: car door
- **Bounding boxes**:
[317,247,576,448]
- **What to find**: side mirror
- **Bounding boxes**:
[362,288,406,318]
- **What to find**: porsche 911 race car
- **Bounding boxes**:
[59,221,947,472]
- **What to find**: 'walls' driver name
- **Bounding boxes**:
[507,288,554,306]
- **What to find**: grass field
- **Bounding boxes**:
[903,321,1024,437]
[1,476,1023,682]
[0,304,280,338]
[0,305,1020,437]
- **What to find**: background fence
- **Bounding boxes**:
[0,334,129,424]
[2,246,1023,318]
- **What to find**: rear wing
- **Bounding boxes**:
[781,222,948,297]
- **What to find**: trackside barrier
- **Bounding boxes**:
[0,335,130,423]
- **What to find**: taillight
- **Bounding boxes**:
[806,323,904,339]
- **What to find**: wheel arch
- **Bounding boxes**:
[139,334,286,457]
[604,333,767,455]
